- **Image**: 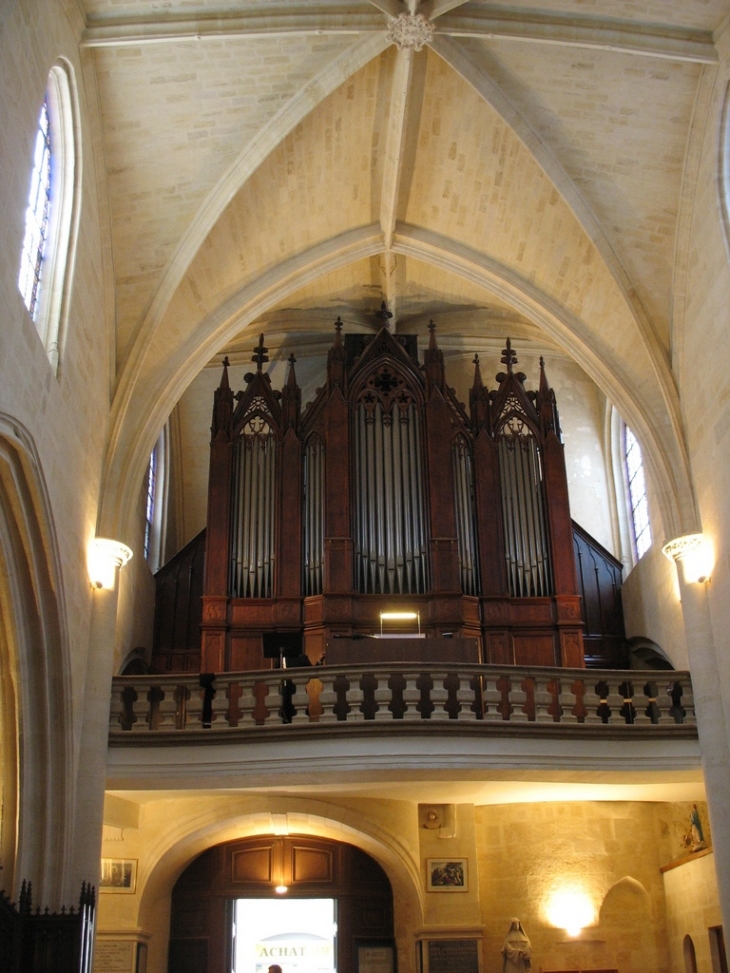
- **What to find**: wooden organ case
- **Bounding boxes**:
[198,322,585,673]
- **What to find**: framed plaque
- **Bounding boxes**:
[357,941,396,973]
[425,939,479,973]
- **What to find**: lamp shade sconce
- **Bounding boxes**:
[662,533,714,585]
[89,538,133,590]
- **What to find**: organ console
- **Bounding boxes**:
[198,318,585,673]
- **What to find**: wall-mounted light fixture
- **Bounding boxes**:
[662,533,714,585]
[545,887,595,937]
[88,537,133,590]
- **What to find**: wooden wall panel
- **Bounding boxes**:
[169,836,393,973]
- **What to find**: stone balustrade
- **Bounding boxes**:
[108,665,696,740]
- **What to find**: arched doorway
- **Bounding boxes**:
[683,934,698,973]
[168,834,395,973]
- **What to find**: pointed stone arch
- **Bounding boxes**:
[100,227,695,552]
[598,875,655,969]
[0,415,73,907]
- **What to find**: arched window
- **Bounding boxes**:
[143,428,171,572]
[18,62,81,374]
[143,445,158,564]
[624,426,652,560]
[18,97,51,321]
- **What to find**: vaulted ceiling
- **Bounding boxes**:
[84,0,728,541]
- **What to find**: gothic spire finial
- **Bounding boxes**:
[220,355,230,388]
[376,301,393,326]
[251,333,269,372]
[501,337,518,373]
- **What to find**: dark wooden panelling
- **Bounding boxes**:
[168,939,208,973]
[291,845,333,884]
[572,521,629,668]
[152,529,205,673]
[513,634,556,668]
[230,847,272,885]
[169,836,393,973]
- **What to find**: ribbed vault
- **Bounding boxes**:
[93,2,713,544]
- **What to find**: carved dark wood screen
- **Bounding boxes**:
[192,322,589,673]
[573,521,628,669]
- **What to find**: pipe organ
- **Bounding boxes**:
[200,321,584,673]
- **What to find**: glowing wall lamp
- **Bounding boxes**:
[662,533,714,585]
[88,537,133,590]
[379,611,421,636]
[546,888,595,938]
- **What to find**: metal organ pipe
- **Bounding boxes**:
[498,432,552,597]
[453,437,479,596]
[229,426,276,598]
[304,439,324,596]
[354,401,427,594]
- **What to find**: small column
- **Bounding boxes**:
[663,533,730,932]
[69,539,133,899]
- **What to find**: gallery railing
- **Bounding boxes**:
[108,665,696,738]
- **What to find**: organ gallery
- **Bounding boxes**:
[153,318,627,676]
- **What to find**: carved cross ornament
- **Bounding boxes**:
[386,13,434,51]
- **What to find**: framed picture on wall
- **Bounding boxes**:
[426,858,468,892]
[100,858,138,893]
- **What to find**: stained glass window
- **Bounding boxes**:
[144,447,157,562]
[18,99,52,320]
[625,426,651,559]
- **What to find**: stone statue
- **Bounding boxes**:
[501,918,531,973]
[687,803,706,851]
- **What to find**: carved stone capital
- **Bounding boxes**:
[662,532,713,584]
[386,13,434,52]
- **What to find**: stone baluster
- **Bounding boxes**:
[129,681,151,732]
[210,678,231,728]
[429,671,450,721]
[402,672,421,721]
[238,680,257,727]
[655,681,677,725]
[508,676,528,723]
[343,672,364,722]
[108,685,125,731]
[679,677,696,725]
[633,680,654,726]
[157,682,180,730]
[290,673,312,724]
[605,678,628,725]
[185,683,205,728]
[557,677,578,724]
[373,670,394,721]
[483,673,503,722]
[318,672,340,723]
[455,671,477,721]
[263,676,284,725]
[534,674,553,723]
[582,678,603,725]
